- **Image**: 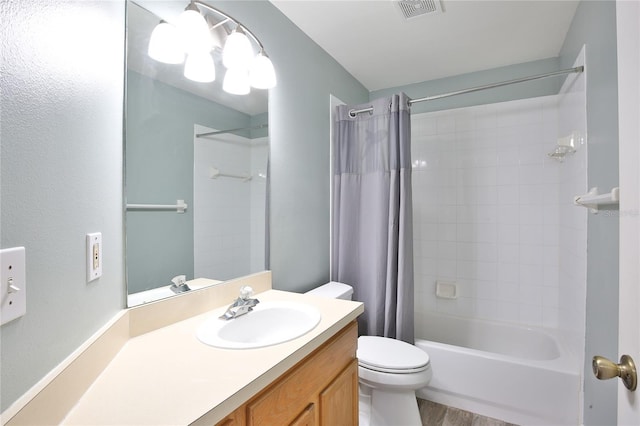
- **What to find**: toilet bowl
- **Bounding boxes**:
[358,335,431,426]
[305,282,431,426]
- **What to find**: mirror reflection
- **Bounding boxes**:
[125,1,271,306]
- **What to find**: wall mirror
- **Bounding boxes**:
[125,0,272,306]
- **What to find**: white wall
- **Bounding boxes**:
[412,93,587,335]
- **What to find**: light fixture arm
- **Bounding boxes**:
[192,1,267,53]
[209,17,231,31]
[185,2,200,13]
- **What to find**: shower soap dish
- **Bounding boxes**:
[436,281,457,299]
[548,131,582,162]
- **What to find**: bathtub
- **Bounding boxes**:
[415,312,581,426]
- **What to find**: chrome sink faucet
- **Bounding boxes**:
[169,275,191,294]
[220,286,260,320]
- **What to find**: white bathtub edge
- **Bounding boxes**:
[415,334,581,426]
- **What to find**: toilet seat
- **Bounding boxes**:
[357,336,430,374]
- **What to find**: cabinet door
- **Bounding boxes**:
[290,403,316,426]
[319,359,358,426]
[246,322,357,426]
[215,406,245,426]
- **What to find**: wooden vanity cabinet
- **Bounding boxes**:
[215,321,359,426]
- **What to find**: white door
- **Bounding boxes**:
[617,0,640,424]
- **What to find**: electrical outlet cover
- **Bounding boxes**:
[86,233,102,282]
[1,247,27,326]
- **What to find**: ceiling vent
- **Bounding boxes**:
[394,0,443,20]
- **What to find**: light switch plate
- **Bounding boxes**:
[86,233,102,282]
[1,247,26,326]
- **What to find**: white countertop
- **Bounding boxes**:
[62,289,363,425]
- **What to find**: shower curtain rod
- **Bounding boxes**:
[196,123,268,138]
[348,66,584,117]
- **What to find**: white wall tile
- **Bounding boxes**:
[194,127,266,281]
[437,259,457,278]
[498,244,520,264]
[412,94,585,332]
[437,223,457,241]
[497,224,519,244]
[454,112,474,132]
[437,241,457,261]
[437,115,456,134]
[519,304,543,327]
[497,166,520,185]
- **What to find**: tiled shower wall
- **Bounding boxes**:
[412,93,587,332]
[194,125,267,280]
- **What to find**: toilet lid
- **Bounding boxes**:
[357,336,430,374]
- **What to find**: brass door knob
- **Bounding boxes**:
[593,355,637,391]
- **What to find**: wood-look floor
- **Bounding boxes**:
[418,399,519,426]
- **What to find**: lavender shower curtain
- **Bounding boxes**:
[331,93,414,343]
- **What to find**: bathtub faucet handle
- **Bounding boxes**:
[592,355,637,391]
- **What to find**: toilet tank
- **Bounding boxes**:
[305,281,353,300]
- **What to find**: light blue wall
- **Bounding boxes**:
[1,0,126,412]
[126,70,252,294]
[559,1,619,425]
[0,0,367,412]
[250,112,269,139]
[212,1,369,292]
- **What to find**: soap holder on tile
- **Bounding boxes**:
[547,131,582,162]
[436,281,457,299]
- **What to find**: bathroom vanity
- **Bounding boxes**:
[215,321,358,426]
[3,272,363,425]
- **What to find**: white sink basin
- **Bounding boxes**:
[197,301,321,349]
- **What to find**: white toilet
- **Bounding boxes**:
[306,282,432,426]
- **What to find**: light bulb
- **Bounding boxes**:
[222,27,253,70]
[184,52,215,83]
[176,9,212,54]
[148,21,184,64]
[223,68,250,95]
[249,51,276,89]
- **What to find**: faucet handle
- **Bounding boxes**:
[239,286,254,299]
[171,275,186,286]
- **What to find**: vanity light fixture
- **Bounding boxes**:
[146,1,276,93]
[147,21,184,64]
[176,3,212,54]
[223,67,250,95]
[184,51,216,83]
[222,26,253,69]
[250,49,277,89]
